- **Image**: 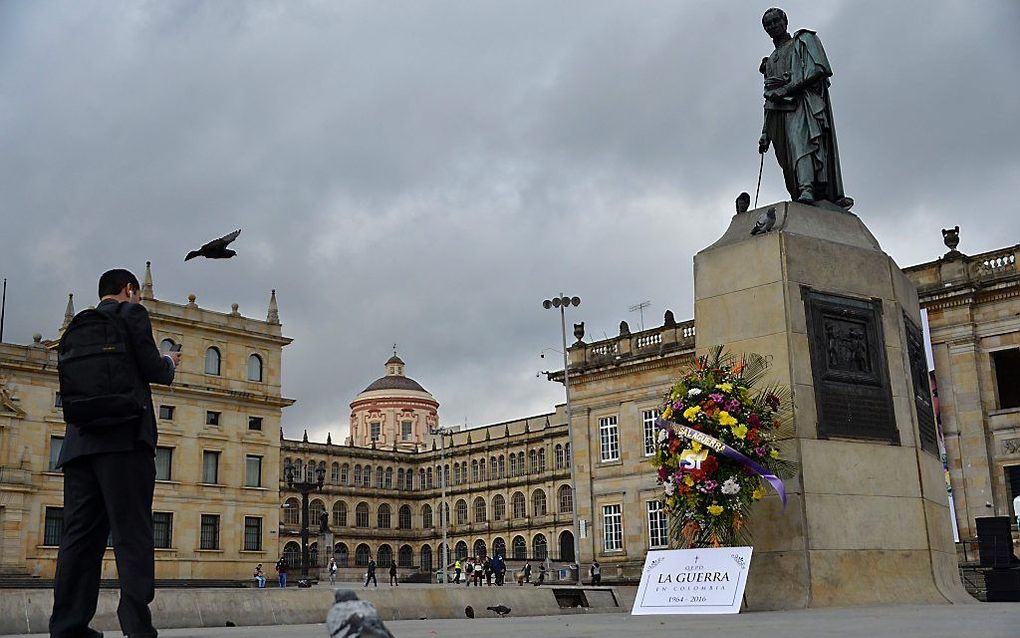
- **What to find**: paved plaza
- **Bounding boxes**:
[9,604,1020,638]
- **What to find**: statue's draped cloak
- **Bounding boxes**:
[763,29,846,202]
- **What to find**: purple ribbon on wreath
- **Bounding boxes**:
[656,418,787,509]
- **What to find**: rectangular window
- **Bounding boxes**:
[159,405,175,420]
[643,409,658,456]
[599,415,620,462]
[155,446,173,481]
[202,451,220,484]
[43,507,63,546]
[603,504,623,552]
[54,392,62,408]
[401,421,413,441]
[370,422,381,441]
[1006,466,1020,515]
[992,349,1020,410]
[200,514,220,550]
[206,411,221,426]
[248,416,263,431]
[153,512,173,549]
[245,455,262,488]
[244,516,262,551]
[647,500,668,549]
[48,436,64,471]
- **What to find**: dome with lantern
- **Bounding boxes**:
[349,352,438,451]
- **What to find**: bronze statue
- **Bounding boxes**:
[757,8,852,210]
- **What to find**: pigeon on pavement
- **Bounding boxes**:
[327,590,396,638]
[465,605,475,618]
[486,605,511,617]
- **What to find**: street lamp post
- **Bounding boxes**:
[430,425,449,582]
[285,461,325,583]
[542,293,583,586]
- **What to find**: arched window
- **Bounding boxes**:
[419,468,426,489]
[332,501,348,527]
[354,464,362,486]
[309,542,318,567]
[538,448,546,472]
[364,466,372,487]
[558,485,573,513]
[294,459,303,479]
[480,457,487,481]
[517,452,525,475]
[490,456,497,478]
[422,504,433,528]
[247,353,263,382]
[397,468,405,490]
[284,497,300,525]
[528,449,537,473]
[341,463,350,485]
[377,544,392,566]
[334,542,349,567]
[493,494,506,521]
[376,466,385,489]
[512,535,527,560]
[471,459,478,482]
[204,347,221,375]
[405,467,414,490]
[473,539,487,559]
[399,505,412,530]
[444,464,450,487]
[509,454,518,477]
[355,543,371,567]
[498,455,506,478]
[159,338,176,353]
[533,534,547,560]
[455,541,468,560]
[565,443,571,464]
[493,537,506,558]
[555,444,564,469]
[441,502,450,527]
[532,489,547,516]
[512,492,526,519]
[385,467,393,489]
[331,462,340,485]
[455,499,468,526]
[309,499,324,527]
[399,544,413,568]
[421,545,433,571]
[426,467,433,489]
[377,503,391,529]
[355,502,369,528]
[283,541,301,567]
[473,497,486,522]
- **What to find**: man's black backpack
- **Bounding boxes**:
[58,306,144,429]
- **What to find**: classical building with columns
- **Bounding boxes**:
[0,263,292,581]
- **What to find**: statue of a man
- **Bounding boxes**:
[757,8,852,209]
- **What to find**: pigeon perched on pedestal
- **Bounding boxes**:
[750,207,777,235]
[185,229,241,261]
[326,590,395,638]
[486,605,511,617]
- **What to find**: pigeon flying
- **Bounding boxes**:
[486,605,511,617]
[185,229,241,261]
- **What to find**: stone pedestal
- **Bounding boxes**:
[693,202,973,608]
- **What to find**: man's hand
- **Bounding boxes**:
[166,350,182,367]
[758,134,770,154]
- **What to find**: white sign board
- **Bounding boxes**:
[631,547,752,615]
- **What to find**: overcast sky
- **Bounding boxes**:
[2,1,1018,442]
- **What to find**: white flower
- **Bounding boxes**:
[687,388,702,397]
[663,480,676,496]
[657,429,669,444]
[721,477,741,495]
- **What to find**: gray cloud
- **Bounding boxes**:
[2,1,1017,440]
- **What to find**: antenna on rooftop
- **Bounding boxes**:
[629,300,651,331]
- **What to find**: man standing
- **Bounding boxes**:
[328,558,338,586]
[589,559,602,586]
[50,269,179,638]
[276,558,288,587]
[757,7,851,208]
[389,559,399,587]
[364,556,378,588]
[453,558,462,584]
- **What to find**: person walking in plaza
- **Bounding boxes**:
[328,557,338,586]
[493,553,506,586]
[49,269,179,638]
[523,561,532,584]
[253,563,267,588]
[463,558,472,586]
[590,559,602,586]
[389,559,399,586]
[276,558,288,587]
[364,556,378,587]
[453,558,462,584]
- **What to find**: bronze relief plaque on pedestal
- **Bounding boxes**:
[803,289,898,443]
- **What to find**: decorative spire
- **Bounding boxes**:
[267,289,280,325]
[61,293,74,331]
[302,429,308,443]
[141,261,154,299]
[326,432,332,445]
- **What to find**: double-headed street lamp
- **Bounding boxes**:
[284,461,325,583]
[542,293,582,586]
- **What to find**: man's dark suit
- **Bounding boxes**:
[51,299,174,638]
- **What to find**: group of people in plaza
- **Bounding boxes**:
[452,553,508,586]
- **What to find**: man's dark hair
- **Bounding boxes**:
[98,269,140,298]
[763,7,788,26]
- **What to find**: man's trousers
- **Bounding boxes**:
[49,450,157,638]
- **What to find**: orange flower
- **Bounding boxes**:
[668,438,683,454]
[702,401,720,418]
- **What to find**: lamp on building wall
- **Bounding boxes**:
[542,293,582,585]
[284,460,325,585]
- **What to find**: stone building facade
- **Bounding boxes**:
[0,263,292,580]
[904,236,1020,541]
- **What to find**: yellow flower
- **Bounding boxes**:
[691,441,702,453]
[661,406,673,420]
[731,424,748,439]
[682,405,701,421]
[715,383,733,393]
[718,411,737,427]
[752,487,766,500]
[683,475,695,487]
[769,448,780,459]
[707,504,724,516]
